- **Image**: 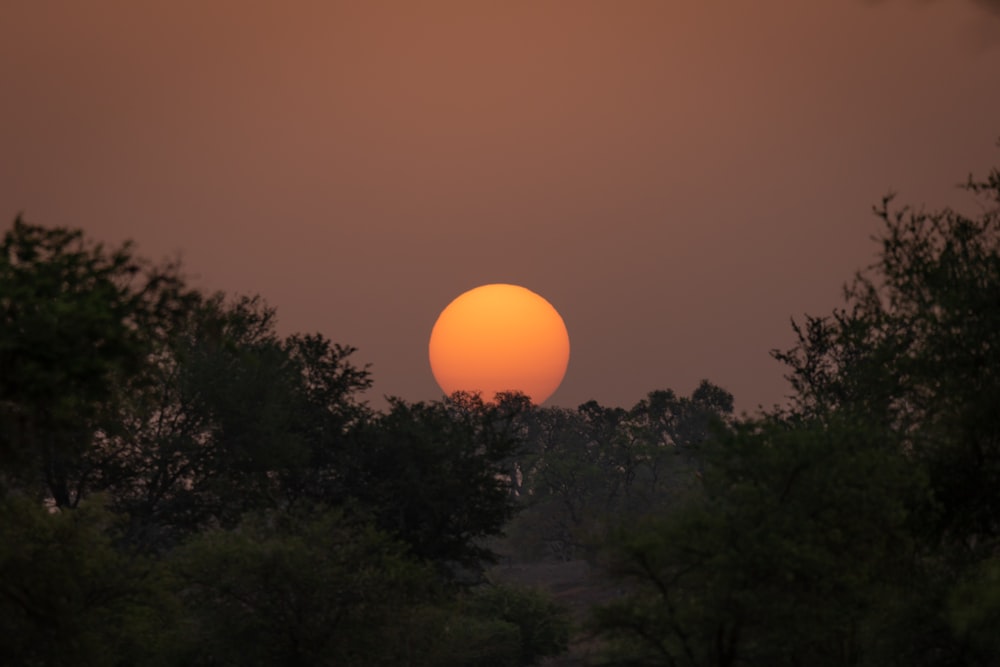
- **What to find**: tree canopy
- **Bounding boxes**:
[591,156,1000,666]
[0,216,568,666]
[7,152,1000,666]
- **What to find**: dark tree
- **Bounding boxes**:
[342,392,526,570]
[507,382,733,560]
[86,294,372,548]
[592,155,1000,667]
[171,508,438,667]
[592,417,921,667]
[0,217,196,506]
[0,495,175,667]
[774,165,1000,555]
[0,218,572,666]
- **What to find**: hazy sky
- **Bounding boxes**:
[3,1,999,413]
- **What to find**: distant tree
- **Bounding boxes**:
[622,380,735,506]
[507,382,733,560]
[507,405,606,559]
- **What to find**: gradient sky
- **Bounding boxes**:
[3,1,999,414]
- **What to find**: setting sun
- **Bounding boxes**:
[428,284,570,404]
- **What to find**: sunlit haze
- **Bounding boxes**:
[2,0,998,412]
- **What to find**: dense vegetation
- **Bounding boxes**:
[591,161,1000,666]
[0,219,567,666]
[2,152,999,666]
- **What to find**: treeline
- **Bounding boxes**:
[0,220,569,666]
[502,381,734,562]
[3,154,1000,666]
[587,164,1000,665]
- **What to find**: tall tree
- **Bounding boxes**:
[593,157,1000,666]
[88,294,372,548]
[773,165,1000,556]
[0,217,196,505]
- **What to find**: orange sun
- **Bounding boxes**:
[429,284,570,404]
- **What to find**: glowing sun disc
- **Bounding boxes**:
[428,284,570,404]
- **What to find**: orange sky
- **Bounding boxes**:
[2,1,999,413]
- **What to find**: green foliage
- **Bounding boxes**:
[466,583,572,665]
[390,583,570,667]
[768,163,1000,663]
[591,157,1000,666]
[9,159,1000,666]
[1,218,569,666]
[774,168,1000,553]
[72,293,372,549]
[507,381,733,560]
[0,495,176,667]
[592,417,922,667]
[171,508,438,666]
[169,508,555,667]
[343,392,526,569]
[410,606,522,667]
[506,405,611,559]
[596,157,1000,665]
[0,216,196,505]
[948,557,1000,661]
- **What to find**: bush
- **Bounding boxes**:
[466,583,571,665]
